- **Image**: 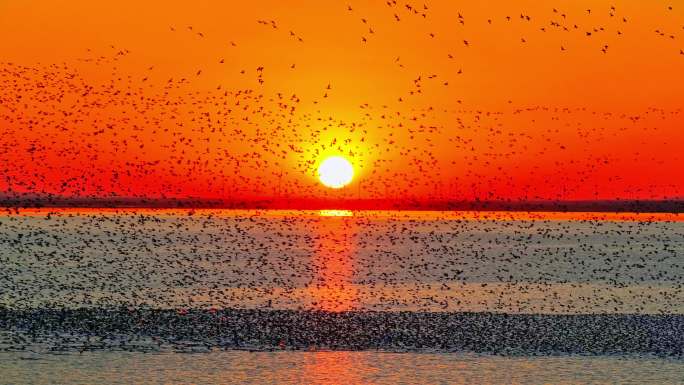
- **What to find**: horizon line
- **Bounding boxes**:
[0,197,683,213]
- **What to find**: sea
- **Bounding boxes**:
[1,209,683,384]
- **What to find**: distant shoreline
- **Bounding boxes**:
[0,197,682,213]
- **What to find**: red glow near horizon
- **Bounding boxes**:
[0,1,682,203]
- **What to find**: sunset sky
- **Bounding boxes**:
[0,0,682,202]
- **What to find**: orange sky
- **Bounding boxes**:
[0,0,682,202]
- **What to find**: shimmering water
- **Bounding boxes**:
[1,350,683,385]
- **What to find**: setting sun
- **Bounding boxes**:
[318,156,354,189]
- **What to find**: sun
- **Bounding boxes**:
[318,156,354,189]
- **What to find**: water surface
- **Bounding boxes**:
[1,350,683,385]
[1,209,682,313]
[2,209,683,383]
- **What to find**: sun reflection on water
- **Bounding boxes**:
[308,213,358,312]
[318,209,353,217]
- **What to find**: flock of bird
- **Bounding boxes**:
[0,1,683,356]
[0,210,683,354]
[1,2,682,201]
